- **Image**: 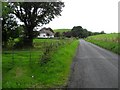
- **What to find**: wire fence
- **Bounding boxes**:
[2,39,73,67]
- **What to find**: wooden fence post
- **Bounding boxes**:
[12,47,14,65]
[29,48,32,68]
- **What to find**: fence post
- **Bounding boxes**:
[29,48,32,68]
[12,46,14,65]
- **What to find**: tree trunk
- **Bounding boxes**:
[23,37,33,47]
[23,26,34,48]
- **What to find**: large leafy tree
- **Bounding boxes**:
[9,2,65,47]
[71,26,89,38]
[71,26,82,38]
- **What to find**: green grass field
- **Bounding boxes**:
[2,38,79,88]
[53,29,71,33]
[85,33,120,55]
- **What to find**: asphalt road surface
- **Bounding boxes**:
[67,39,118,88]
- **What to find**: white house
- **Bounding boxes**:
[38,27,54,38]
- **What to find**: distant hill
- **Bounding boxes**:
[53,29,71,33]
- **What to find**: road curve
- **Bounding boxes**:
[67,39,118,88]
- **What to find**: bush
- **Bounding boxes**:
[13,38,24,49]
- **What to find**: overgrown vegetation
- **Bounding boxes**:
[85,33,120,55]
[2,39,79,88]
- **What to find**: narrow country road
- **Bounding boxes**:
[67,39,118,88]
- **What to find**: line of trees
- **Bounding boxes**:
[55,26,105,38]
[2,1,65,48]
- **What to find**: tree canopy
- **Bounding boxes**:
[71,26,88,38]
[62,26,106,38]
[3,2,65,47]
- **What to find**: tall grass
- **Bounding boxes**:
[2,39,79,88]
[85,33,120,55]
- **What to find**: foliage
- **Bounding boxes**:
[33,31,39,38]
[2,2,19,48]
[8,2,65,47]
[71,26,88,38]
[61,26,89,38]
[62,31,72,38]
[61,26,106,38]
[54,32,61,37]
[100,31,105,34]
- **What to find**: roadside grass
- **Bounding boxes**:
[2,38,79,88]
[85,33,120,55]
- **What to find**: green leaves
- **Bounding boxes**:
[2,2,65,47]
[9,2,64,27]
[2,2,11,17]
[8,2,64,47]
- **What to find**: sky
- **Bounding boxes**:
[39,0,119,33]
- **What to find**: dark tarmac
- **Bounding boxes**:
[67,39,118,88]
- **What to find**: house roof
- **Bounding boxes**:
[39,27,54,36]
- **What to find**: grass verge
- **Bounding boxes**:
[85,33,120,55]
[2,39,79,88]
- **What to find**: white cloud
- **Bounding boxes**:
[41,0,119,33]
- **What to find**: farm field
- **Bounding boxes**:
[85,33,120,55]
[2,38,79,88]
[54,29,71,33]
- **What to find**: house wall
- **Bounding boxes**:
[48,35,54,38]
[38,33,54,38]
[38,33,47,38]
